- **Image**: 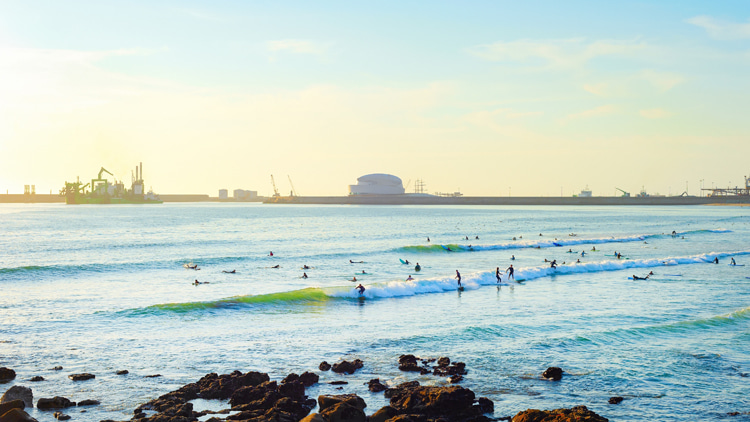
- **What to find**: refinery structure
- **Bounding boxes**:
[60,163,162,204]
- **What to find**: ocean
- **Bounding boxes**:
[1,203,749,421]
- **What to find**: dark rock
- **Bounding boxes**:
[37,397,75,410]
[437,357,451,367]
[229,381,278,408]
[68,373,95,381]
[144,374,162,378]
[52,412,70,420]
[0,408,38,422]
[608,397,623,405]
[329,381,348,385]
[318,394,366,412]
[542,367,563,381]
[511,405,608,422]
[76,400,99,406]
[385,415,428,422]
[448,375,463,383]
[367,378,387,393]
[116,370,129,375]
[318,362,331,371]
[319,401,366,422]
[278,380,305,401]
[281,373,299,384]
[1,386,33,408]
[0,368,16,382]
[369,406,399,422]
[477,397,494,414]
[299,414,326,422]
[29,377,44,382]
[389,384,487,420]
[299,371,319,387]
[331,359,363,375]
[50,367,63,371]
[0,400,26,417]
[433,362,466,377]
[384,381,420,399]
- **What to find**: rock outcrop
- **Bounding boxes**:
[37,397,75,410]
[1,387,33,408]
[512,405,608,422]
[0,368,16,383]
[68,373,95,381]
[331,360,363,375]
[541,367,563,381]
[0,408,38,422]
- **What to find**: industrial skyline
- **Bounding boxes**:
[1,1,749,196]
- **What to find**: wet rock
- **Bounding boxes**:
[299,414,326,422]
[329,381,348,385]
[477,397,494,414]
[608,397,623,405]
[299,371,319,387]
[318,394,366,412]
[29,377,44,382]
[318,362,331,371]
[512,405,608,422]
[0,408,38,422]
[50,367,63,371]
[116,370,129,375]
[542,367,563,381]
[278,380,305,401]
[0,368,16,382]
[37,397,75,410]
[144,374,162,378]
[437,357,451,367]
[369,406,399,422]
[52,412,70,420]
[319,401,366,422]
[397,355,424,374]
[433,361,466,377]
[281,373,299,384]
[76,400,99,406]
[367,378,387,393]
[1,386,33,408]
[384,381,420,399]
[229,381,278,408]
[0,400,26,417]
[68,373,95,381]
[448,375,463,384]
[388,384,492,421]
[331,359,363,375]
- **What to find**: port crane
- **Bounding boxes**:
[615,188,630,197]
[270,175,280,197]
[287,175,299,197]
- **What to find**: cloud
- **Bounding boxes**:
[687,16,750,40]
[565,104,617,120]
[639,70,685,92]
[639,108,674,119]
[267,40,328,55]
[468,38,648,69]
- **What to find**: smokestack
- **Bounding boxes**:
[140,162,143,181]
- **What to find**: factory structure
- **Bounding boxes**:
[348,173,406,195]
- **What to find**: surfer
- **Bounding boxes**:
[632,274,650,280]
[495,267,501,283]
[506,264,515,280]
[576,259,581,263]
[465,236,469,240]
[592,246,597,251]
[362,270,367,274]
[568,249,573,253]
[550,260,557,269]
[455,270,462,287]
[581,251,586,257]
[271,265,280,269]
[193,279,200,285]
[406,275,414,281]
[351,276,357,282]
[511,255,515,260]
[303,265,310,269]
[415,263,421,271]
[446,247,452,252]
[475,236,479,239]
[427,237,430,242]
[713,257,719,264]
[269,251,273,256]
[355,284,365,295]
[731,258,736,266]
[302,272,308,279]
[671,230,677,237]
[222,270,236,273]
[404,259,410,265]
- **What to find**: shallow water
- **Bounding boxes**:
[1,203,749,420]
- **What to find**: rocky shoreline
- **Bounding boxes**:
[0,358,613,422]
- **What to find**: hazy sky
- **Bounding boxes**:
[1,0,749,196]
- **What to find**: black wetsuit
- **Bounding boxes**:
[506,266,515,280]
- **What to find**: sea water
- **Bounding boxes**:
[1,203,749,421]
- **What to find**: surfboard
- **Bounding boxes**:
[458,286,464,291]
[553,242,562,247]
[441,245,451,251]
[399,259,406,264]
[729,264,745,267]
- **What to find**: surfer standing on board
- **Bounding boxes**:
[455,270,462,287]
[355,284,365,295]
[506,264,515,280]
[496,267,501,283]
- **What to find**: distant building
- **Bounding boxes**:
[349,173,405,195]
[218,189,228,199]
[233,189,258,200]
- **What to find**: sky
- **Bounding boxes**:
[1,0,749,197]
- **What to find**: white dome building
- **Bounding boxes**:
[349,173,405,195]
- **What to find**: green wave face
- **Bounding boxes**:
[143,287,332,313]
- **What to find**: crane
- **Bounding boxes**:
[287,175,299,197]
[615,187,630,197]
[98,167,113,180]
[270,175,280,197]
